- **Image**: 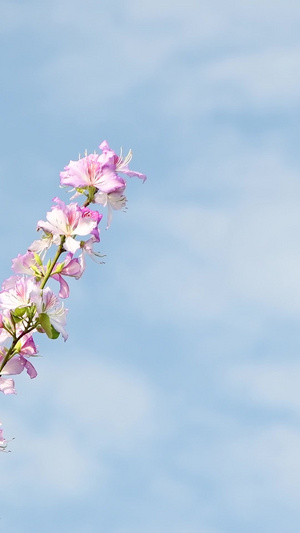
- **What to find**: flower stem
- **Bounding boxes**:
[0,321,38,375]
[40,236,66,289]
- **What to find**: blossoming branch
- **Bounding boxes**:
[0,140,146,451]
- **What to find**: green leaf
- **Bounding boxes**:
[39,313,60,339]
[50,326,60,339]
[39,313,53,338]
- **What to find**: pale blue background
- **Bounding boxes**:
[1,1,300,532]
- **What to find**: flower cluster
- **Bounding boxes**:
[0,141,146,450]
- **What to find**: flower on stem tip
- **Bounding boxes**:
[60,140,146,191]
[60,140,146,227]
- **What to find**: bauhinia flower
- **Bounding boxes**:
[0,377,16,395]
[31,286,68,341]
[98,140,146,180]
[60,140,146,191]
[60,141,146,226]
[94,190,127,228]
[0,351,37,380]
[51,253,84,298]
[36,198,101,254]
[0,276,37,311]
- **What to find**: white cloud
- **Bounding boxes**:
[51,356,157,449]
[0,355,158,499]
[4,0,300,121]
[163,45,300,120]
[177,421,300,520]
[0,414,105,501]
[228,362,300,412]
[111,138,300,325]
[205,47,300,105]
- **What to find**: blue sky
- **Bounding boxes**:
[1,0,300,531]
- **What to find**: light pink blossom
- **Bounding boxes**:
[0,353,37,379]
[60,150,126,193]
[79,237,105,269]
[29,234,54,255]
[0,276,37,311]
[0,377,16,395]
[12,252,37,275]
[37,198,101,254]
[94,190,127,228]
[18,334,38,357]
[60,141,146,197]
[52,253,84,298]
[60,153,103,189]
[31,287,68,341]
[98,141,147,182]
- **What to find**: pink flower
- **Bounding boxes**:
[60,150,125,193]
[60,141,146,197]
[60,153,104,189]
[0,276,37,311]
[79,237,105,269]
[52,253,85,298]
[0,377,16,395]
[31,287,68,341]
[18,334,38,357]
[37,199,101,254]
[0,335,38,380]
[0,354,37,379]
[29,234,54,255]
[98,140,146,182]
[94,190,127,228]
[12,252,37,275]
